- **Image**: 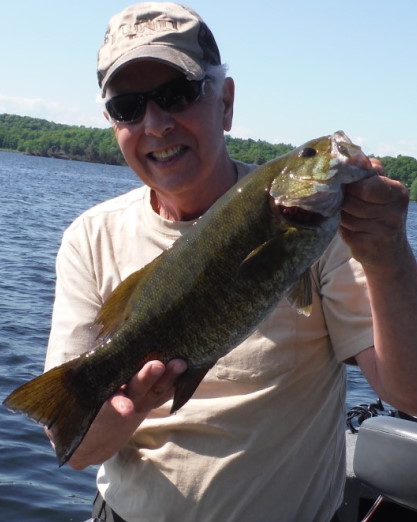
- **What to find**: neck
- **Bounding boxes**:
[151,158,237,221]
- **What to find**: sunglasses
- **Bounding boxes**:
[105,76,208,124]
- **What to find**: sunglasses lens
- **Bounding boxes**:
[105,77,205,124]
[154,78,203,112]
[105,94,146,123]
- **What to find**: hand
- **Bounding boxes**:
[46,359,187,469]
[110,358,187,416]
[340,158,410,270]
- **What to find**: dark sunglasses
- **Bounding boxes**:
[105,76,208,124]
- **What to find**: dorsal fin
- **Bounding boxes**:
[95,254,163,340]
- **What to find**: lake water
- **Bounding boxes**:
[0,150,416,521]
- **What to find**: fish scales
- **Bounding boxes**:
[95,169,308,371]
[3,131,375,465]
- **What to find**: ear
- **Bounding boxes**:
[222,77,235,132]
[104,111,116,130]
[103,111,119,135]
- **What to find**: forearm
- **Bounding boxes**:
[66,400,149,470]
[340,167,417,412]
[45,399,148,470]
[359,244,417,413]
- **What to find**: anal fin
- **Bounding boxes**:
[171,364,214,413]
[287,270,313,316]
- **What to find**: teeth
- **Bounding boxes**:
[151,146,183,161]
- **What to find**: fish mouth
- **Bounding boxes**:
[274,188,343,228]
[278,205,327,228]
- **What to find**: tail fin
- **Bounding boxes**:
[3,359,101,466]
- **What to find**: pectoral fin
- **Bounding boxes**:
[239,234,286,276]
[241,241,273,266]
[287,270,313,316]
[171,363,214,413]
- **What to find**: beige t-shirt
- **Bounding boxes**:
[45,161,373,522]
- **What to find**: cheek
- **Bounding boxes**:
[190,104,225,142]
[114,126,137,158]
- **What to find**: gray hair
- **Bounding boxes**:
[205,64,229,96]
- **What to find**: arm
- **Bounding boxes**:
[341,160,417,414]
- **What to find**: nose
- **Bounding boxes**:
[143,100,175,138]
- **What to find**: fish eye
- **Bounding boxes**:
[299,147,317,158]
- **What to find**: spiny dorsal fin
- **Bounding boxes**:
[95,254,163,340]
[287,270,313,316]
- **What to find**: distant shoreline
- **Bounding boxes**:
[1,114,417,200]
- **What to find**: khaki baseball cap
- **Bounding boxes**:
[97,2,221,95]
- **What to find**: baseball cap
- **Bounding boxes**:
[97,2,221,95]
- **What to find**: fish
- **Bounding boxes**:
[3,131,375,466]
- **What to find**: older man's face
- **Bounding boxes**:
[106,60,234,218]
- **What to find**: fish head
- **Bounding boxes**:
[269,130,375,231]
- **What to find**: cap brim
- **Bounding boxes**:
[101,45,206,96]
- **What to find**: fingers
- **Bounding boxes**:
[104,359,187,418]
[124,359,187,414]
[369,157,385,176]
[65,360,187,469]
[340,172,410,267]
[342,175,408,219]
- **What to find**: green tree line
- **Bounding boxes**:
[0,114,124,165]
[0,114,293,166]
[1,114,417,200]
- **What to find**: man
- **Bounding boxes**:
[45,3,417,521]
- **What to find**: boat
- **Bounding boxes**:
[337,405,417,521]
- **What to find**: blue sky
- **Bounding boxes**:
[1,0,416,158]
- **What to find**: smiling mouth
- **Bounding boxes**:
[148,145,187,162]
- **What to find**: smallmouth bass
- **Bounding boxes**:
[3,131,375,466]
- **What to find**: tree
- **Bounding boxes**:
[380,155,417,189]
[410,178,417,202]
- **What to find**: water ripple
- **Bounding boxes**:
[0,151,137,521]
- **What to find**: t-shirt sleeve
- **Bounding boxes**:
[44,222,102,371]
[316,233,374,362]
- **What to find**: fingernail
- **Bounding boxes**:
[172,360,187,374]
[150,363,165,377]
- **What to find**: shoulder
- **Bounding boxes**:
[76,185,148,222]
[64,186,148,237]
[233,159,258,181]
[55,186,149,264]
